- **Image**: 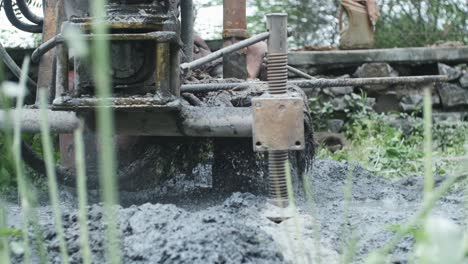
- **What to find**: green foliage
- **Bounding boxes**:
[0,133,14,188]
[247,0,340,48]
[313,93,467,178]
[200,0,466,47]
[375,0,467,47]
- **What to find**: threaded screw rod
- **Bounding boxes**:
[266,13,290,207]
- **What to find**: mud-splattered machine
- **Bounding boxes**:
[0,0,447,207]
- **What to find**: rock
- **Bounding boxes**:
[374,92,399,113]
[315,132,347,153]
[337,74,351,79]
[430,40,464,48]
[386,115,420,135]
[354,63,399,92]
[326,86,354,96]
[432,93,441,106]
[433,112,464,122]
[399,94,423,112]
[459,73,468,88]
[330,97,347,111]
[327,119,345,133]
[437,83,468,108]
[438,63,462,81]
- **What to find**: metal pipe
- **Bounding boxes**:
[266,13,290,208]
[16,0,44,25]
[180,0,194,63]
[181,106,252,137]
[180,32,270,71]
[0,41,37,87]
[0,109,80,133]
[287,65,314,79]
[179,75,449,93]
[31,34,64,63]
[112,106,252,137]
[55,43,68,100]
[223,0,248,79]
[0,107,253,137]
[3,0,42,33]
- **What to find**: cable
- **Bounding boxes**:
[0,41,37,88]
[31,34,62,63]
[16,0,44,25]
[3,0,42,33]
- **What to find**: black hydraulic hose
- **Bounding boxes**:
[0,41,37,88]
[3,0,42,33]
[16,0,43,25]
[31,34,63,63]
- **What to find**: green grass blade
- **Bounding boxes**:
[284,161,307,264]
[38,88,69,264]
[364,173,465,263]
[301,174,323,264]
[12,58,32,264]
[339,162,356,264]
[0,204,11,264]
[73,123,92,264]
[89,0,121,263]
[423,88,433,200]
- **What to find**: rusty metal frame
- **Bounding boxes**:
[53,27,181,110]
[223,0,248,79]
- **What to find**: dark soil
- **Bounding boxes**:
[4,159,466,263]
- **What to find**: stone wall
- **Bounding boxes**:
[301,62,468,132]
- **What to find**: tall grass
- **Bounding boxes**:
[339,162,358,264]
[423,88,433,199]
[11,58,33,263]
[89,0,121,263]
[284,162,307,264]
[0,204,11,264]
[38,88,69,264]
[301,174,323,264]
[73,123,92,264]
[363,84,465,264]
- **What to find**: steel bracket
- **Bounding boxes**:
[252,94,305,152]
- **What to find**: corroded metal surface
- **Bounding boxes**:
[223,0,248,79]
[252,96,304,151]
[180,75,449,92]
[36,0,61,103]
[52,96,180,111]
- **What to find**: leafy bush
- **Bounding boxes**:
[313,93,467,178]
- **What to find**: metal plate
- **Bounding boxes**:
[252,95,305,151]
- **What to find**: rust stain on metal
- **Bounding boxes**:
[223,0,247,30]
[37,0,61,100]
[252,96,304,151]
[155,42,171,97]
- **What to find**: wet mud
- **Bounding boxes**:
[4,159,466,263]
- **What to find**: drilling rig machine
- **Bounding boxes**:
[0,0,448,208]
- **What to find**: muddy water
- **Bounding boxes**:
[4,159,466,263]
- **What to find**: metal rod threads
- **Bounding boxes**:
[268,151,289,207]
[267,53,288,94]
[266,14,290,208]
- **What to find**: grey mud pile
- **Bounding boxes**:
[5,159,466,263]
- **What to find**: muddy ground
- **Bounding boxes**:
[3,159,466,263]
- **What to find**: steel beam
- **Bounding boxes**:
[289,46,468,67]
